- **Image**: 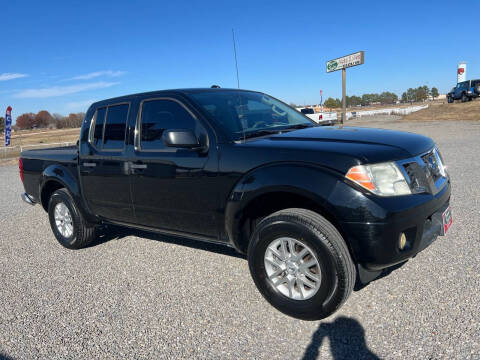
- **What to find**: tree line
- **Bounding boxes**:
[12,110,85,130]
[321,85,439,109]
[401,86,439,103]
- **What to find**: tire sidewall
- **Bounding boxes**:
[48,189,81,249]
[248,217,344,320]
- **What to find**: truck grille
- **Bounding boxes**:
[400,148,447,194]
[421,150,443,182]
[403,161,429,193]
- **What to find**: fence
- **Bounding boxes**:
[1,142,76,159]
[346,105,429,119]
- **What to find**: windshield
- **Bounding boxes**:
[188,90,315,140]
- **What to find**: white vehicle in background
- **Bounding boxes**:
[299,107,338,125]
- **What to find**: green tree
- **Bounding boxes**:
[406,88,416,103]
[415,86,429,102]
[430,87,439,100]
[347,95,362,107]
[0,117,4,132]
[324,97,339,109]
[401,92,408,103]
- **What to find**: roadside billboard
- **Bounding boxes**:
[326,51,364,73]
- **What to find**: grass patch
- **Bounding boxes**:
[403,99,480,121]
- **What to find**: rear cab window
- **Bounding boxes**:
[89,102,130,151]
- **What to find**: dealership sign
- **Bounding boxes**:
[326,51,364,73]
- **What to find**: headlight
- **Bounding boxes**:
[433,148,447,177]
[345,162,411,196]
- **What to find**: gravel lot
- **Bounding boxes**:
[1,117,479,359]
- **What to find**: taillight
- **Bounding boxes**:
[319,114,323,120]
[19,158,24,183]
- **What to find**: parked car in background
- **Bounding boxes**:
[300,107,337,125]
[20,88,452,320]
[447,79,480,103]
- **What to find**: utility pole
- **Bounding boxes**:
[342,68,346,125]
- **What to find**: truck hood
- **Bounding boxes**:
[271,126,434,157]
[242,126,435,170]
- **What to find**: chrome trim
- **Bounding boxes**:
[396,147,448,195]
[21,193,36,205]
[83,162,97,167]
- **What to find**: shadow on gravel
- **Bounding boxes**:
[0,352,15,360]
[89,224,245,259]
[302,317,380,360]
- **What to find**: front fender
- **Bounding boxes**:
[225,162,344,251]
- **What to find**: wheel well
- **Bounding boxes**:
[236,191,353,258]
[40,180,64,211]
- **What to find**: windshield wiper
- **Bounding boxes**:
[239,129,283,140]
[283,123,315,130]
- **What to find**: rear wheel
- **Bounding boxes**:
[247,208,355,320]
[48,188,96,249]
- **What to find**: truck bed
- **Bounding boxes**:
[21,145,78,163]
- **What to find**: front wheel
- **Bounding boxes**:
[461,93,468,102]
[447,96,454,103]
[48,188,96,249]
[247,208,355,320]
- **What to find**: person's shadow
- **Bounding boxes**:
[302,316,380,360]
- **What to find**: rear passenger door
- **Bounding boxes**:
[79,102,135,223]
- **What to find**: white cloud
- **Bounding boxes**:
[69,70,126,81]
[14,81,119,98]
[0,73,28,81]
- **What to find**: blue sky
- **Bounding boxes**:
[1,0,479,120]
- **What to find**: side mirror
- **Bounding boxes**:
[162,129,201,149]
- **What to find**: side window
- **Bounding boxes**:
[140,99,196,150]
[103,104,129,150]
[92,107,106,147]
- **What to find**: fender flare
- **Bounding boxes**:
[39,164,95,222]
[224,162,345,252]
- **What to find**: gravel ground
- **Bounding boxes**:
[0,117,479,359]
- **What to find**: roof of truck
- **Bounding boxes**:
[90,88,261,108]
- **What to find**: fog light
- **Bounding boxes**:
[399,233,407,250]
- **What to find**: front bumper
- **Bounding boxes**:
[337,178,451,277]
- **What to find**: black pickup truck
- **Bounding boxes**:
[20,88,452,320]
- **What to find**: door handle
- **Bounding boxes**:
[130,163,147,169]
[83,162,97,167]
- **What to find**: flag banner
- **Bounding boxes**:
[5,106,12,147]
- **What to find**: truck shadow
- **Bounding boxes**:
[90,224,245,259]
[302,316,380,360]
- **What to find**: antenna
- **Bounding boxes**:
[232,29,240,89]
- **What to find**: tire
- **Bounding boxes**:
[48,188,96,249]
[447,96,454,104]
[461,93,468,103]
[475,84,480,95]
[247,208,355,320]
